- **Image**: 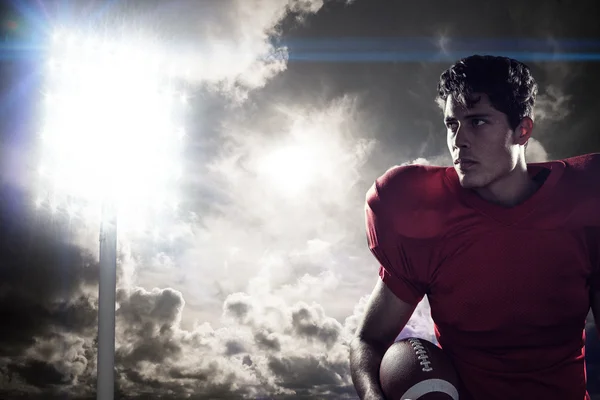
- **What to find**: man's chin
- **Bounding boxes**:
[457,175,481,189]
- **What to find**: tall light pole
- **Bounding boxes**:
[97,203,117,399]
[37,29,187,400]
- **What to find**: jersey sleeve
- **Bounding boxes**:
[364,173,430,306]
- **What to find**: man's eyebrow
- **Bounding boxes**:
[444,113,492,122]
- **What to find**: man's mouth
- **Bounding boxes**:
[455,159,477,170]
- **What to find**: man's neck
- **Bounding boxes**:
[474,163,541,208]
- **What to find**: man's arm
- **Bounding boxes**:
[350,278,417,400]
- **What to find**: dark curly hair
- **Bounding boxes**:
[435,55,538,132]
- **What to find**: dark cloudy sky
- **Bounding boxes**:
[0,0,599,398]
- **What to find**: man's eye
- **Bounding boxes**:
[447,122,458,131]
[472,119,486,126]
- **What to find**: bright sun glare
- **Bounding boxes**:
[260,145,319,196]
[258,120,339,199]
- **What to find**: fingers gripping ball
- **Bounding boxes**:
[379,338,460,400]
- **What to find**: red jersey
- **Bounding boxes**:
[365,153,600,400]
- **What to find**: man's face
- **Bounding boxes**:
[444,93,522,189]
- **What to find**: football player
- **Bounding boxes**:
[350,54,600,400]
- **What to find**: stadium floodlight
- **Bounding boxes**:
[36,29,187,400]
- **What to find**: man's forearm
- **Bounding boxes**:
[349,337,388,400]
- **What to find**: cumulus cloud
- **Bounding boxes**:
[0,85,384,398]
[112,279,357,398]
[0,182,362,399]
[70,0,337,103]
[0,185,99,398]
[525,138,549,163]
[174,95,377,320]
[400,154,452,168]
[534,85,572,123]
[14,90,382,398]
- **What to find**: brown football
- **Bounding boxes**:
[379,337,460,400]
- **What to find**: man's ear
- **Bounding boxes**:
[516,117,534,145]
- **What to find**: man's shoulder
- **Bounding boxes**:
[380,163,445,186]
[560,153,600,194]
[562,152,600,175]
[365,163,450,238]
[556,153,600,227]
[367,163,447,202]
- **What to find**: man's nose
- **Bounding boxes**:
[453,125,470,149]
